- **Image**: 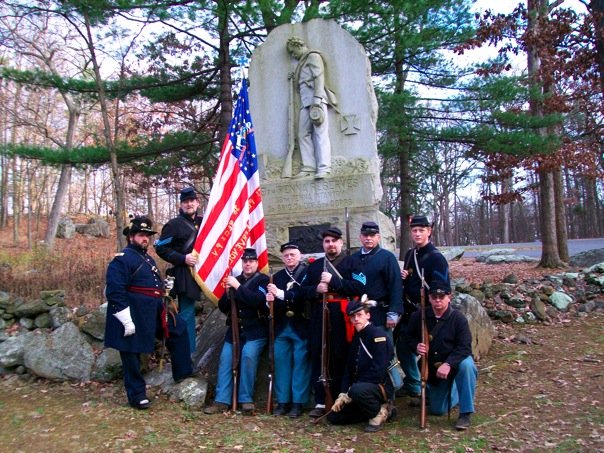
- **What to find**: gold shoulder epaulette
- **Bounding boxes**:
[374,336,387,343]
[114,252,125,257]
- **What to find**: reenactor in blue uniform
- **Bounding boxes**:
[405,279,477,430]
[204,248,270,415]
[266,242,310,417]
[295,227,365,418]
[105,217,192,410]
[327,297,395,432]
[155,187,203,354]
[350,221,403,335]
[396,215,450,399]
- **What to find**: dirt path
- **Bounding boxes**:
[1,314,603,453]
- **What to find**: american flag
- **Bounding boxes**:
[193,78,268,303]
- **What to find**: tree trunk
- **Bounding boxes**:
[501,177,511,243]
[527,0,564,267]
[398,140,413,258]
[43,106,79,248]
[82,11,126,250]
[538,167,562,267]
[44,165,72,248]
[553,168,569,262]
[589,0,604,93]
[217,1,233,138]
[584,175,599,237]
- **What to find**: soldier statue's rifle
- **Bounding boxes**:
[319,258,334,412]
[229,276,241,412]
[282,71,296,178]
[266,270,275,414]
[159,276,178,371]
[419,269,429,429]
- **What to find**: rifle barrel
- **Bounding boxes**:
[419,273,429,429]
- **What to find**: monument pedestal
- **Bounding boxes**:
[262,171,395,259]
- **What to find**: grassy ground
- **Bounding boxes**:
[1,313,602,453]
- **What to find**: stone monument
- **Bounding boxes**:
[249,19,395,258]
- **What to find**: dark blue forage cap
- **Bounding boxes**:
[409,215,431,228]
[280,242,300,252]
[242,248,258,260]
[429,278,451,295]
[180,187,197,202]
[360,221,379,234]
[321,227,343,239]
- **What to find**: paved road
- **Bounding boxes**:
[449,238,604,258]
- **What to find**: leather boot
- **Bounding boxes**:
[364,403,389,432]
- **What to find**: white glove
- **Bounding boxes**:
[331,393,352,412]
[275,289,285,300]
[113,307,136,336]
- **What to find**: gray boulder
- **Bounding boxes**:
[583,262,604,274]
[485,254,538,264]
[56,217,75,239]
[569,249,604,268]
[91,348,122,382]
[0,291,10,308]
[34,312,52,329]
[40,290,66,307]
[75,218,110,238]
[19,317,35,330]
[192,306,228,378]
[49,306,72,328]
[0,332,36,367]
[167,376,208,409]
[549,291,573,311]
[451,294,495,360]
[441,247,465,261]
[475,248,516,262]
[144,363,208,408]
[24,322,94,381]
[13,299,51,318]
[80,307,107,341]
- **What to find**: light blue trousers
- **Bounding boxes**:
[396,334,421,395]
[214,337,267,405]
[178,295,196,354]
[274,324,311,405]
[428,356,478,415]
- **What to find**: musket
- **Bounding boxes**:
[229,280,241,412]
[266,270,275,414]
[282,71,296,178]
[345,207,351,256]
[319,258,334,412]
[419,269,429,429]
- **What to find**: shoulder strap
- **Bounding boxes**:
[359,338,373,359]
[177,216,198,253]
[290,262,307,284]
[124,248,158,280]
[242,271,263,289]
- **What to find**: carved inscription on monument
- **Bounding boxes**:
[262,174,376,215]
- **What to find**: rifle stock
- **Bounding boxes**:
[229,286,241,411]
[319,258,334,411]
[419,272,429,429]
[266,271,274,414]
